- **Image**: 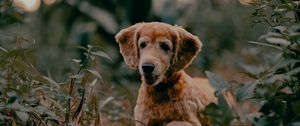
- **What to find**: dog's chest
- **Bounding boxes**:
[135,100,188,125]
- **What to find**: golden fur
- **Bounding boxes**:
[115,22,217,126]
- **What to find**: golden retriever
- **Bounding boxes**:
[115,22,217,126]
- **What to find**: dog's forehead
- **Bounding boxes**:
[139,23,174,40]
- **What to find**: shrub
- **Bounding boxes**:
[203,0,300,125]
[0,38,116,125]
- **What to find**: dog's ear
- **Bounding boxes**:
[171,26,202,71]
[115,23,143,69]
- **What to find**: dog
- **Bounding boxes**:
[115,22,218,126]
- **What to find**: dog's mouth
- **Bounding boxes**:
[143,74,158,85]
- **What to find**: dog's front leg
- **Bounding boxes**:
[134,105,149,126]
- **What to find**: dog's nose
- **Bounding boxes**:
[142,63,155,74]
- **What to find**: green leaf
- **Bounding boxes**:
[13,59,40,77]
[254,116,281,126]
[265,37,290,46]
[71,59,82,64]
[217,92,233,124]
[7,96,17,104]
[289,32,300,39]
[91,51,112,61]
[205,71,230,91]
[239,64,265,78]
[0,48,33,62]
[248,41,283,50]
[87,44,93,49]
[286,67,300,76]
[235,82,257,102]
[74,46,88,51]
[0,46,8,53]
[15,111,29,122]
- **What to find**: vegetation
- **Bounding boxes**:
[0,0,299,125]
[203,0,300,125]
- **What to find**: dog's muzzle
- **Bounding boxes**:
[142,63,155,74]
[141,63,157,85]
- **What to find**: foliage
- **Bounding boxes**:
[0,35,132,125]
[248,0,300,125]
[203,0,300,125]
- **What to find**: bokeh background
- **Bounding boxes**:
[2,0,298,125]
[1,0,265,82]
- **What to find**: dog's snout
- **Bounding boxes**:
[142,64,155,74]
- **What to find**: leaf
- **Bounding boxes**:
[217,93,232,121]
[90,78,98,86]
[71,59,82,64]
[0,48,33,62]
[34,106,48,113]
[253,116,281,126]
[100,96,114,109]
[91,51,112,61]
[235,82,257,102]
[87,69,102,79]
[268,58,298,73]
[286,67,300,76]
[13,59,40,77]
[30,74,60,89]
[289,32,300,39]
[69,74,81,79]
[41,75,60,88]
[205,71,230,91]
[7,96,17,104]
[239,64,264,78]
[266,74,289,83]
[74,46,88,51]
[15,111,29,122]
[248,41,283,50]
[87,44,93,49]
[0,46,8,53]
[265,37,290,46]
[273,26,287,33]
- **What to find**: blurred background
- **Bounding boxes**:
[1,0,290,125]
[0,0,265,82]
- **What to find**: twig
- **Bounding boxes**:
[65,66,83,125]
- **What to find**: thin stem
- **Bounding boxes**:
[64,66,83,125]
[65,48,88,125]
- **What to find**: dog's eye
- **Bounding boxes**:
[140,42,147,48]
[160,43,170,52]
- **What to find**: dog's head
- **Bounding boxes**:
[115,22,202,86]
